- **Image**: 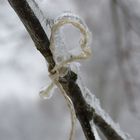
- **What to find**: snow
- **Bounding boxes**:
[39,82,56,100]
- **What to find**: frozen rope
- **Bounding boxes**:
[39,12,92,140]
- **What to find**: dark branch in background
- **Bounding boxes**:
[115,0,140,37]
[110,0,137,113]
[8,0,129,140]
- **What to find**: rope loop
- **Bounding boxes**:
[40,12,92,140]
[50,12,92,73]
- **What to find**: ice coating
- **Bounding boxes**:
[75,61,134,140]
[82,86,134,140]
[27,0,46,23]
[90,121,102,140]
[49,12,92,73]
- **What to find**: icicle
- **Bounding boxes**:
[74,65,134,140]
[82,87,134,140]
[39,82,56,100]
[27,0,45,23]
[71,55,134,140]
[90,121,102,140]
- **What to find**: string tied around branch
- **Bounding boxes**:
[39,12,92,140]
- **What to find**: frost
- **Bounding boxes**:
[80,85,134,140]
[52,29,71,65]
[42,11,92,103]
[49,11,92,72]
[27,0,53,37]
[27,0,45,22]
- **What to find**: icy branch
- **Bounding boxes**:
[82,88,134,140]
[8,0,134,140]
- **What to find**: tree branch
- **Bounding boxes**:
[8,0,55,71]
[8,0,133,140]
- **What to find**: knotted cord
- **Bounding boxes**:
[40,12,92,140]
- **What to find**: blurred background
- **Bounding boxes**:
[0,0,140,139]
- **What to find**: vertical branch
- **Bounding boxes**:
[110,0,136,112]
[115,0,139,114]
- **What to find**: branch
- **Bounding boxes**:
[8,0,134,140]
[8,0,95,139]
[8,0,55,71]
[115,0,140,37]
[110,0,137,113]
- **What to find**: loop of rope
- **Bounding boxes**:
[50,12,92,73]
[40,12,92,140]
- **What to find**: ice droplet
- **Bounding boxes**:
[90,121,102,140]
[39,83,56,100]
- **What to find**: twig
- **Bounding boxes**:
[8,0,133,140]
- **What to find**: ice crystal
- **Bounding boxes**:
[39,83,56,100]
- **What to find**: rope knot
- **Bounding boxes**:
[39,12,92,140]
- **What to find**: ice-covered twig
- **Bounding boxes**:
[76,61,134,140]
[83,88,134,140]
[40,12,92,140]
[8,0,134,140]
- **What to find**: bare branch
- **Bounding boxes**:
[8,0,55,71]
